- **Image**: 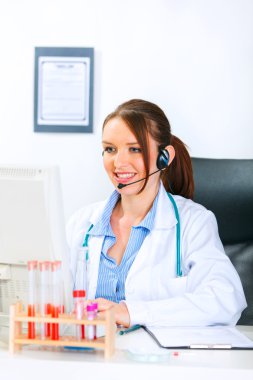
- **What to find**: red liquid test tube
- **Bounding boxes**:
[27,261,38,339]
[51,261,61,340]
[39,261,51,339]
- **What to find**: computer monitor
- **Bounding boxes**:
[0,165,72,325]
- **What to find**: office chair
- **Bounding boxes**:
[191,158,253,325]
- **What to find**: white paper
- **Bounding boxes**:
[146,326,253,348]
[37,56,90,126]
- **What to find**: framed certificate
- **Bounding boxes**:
[34,47,94,133]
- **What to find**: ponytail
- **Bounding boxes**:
[161,135,194,200]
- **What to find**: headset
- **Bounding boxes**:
[156,148,170,170]
[83,148,182,277]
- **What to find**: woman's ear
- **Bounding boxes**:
[165,145,175,165]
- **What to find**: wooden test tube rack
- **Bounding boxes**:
[9,303,115,358]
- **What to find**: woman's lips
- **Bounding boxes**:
[114,172,136,183]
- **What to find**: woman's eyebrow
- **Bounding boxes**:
[102,140,113,144]
[102,140,139,145]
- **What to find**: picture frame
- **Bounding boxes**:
[34,47,94,133]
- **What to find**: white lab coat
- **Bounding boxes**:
[66,183,247,327]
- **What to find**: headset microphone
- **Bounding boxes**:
[117,148,170,190]
[117,169,161,189]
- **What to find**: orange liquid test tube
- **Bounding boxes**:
[27,261,38,339]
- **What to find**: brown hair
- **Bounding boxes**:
[103,99,194,199]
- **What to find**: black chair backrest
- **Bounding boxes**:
[191,158,253,325]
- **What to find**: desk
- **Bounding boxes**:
[0,326,253,380]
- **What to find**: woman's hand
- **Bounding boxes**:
[91,298,130,327]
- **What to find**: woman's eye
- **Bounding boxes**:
[103,146,116,153]
[129,147,142,153]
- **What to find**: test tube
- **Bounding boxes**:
[93,303,98,339]
[27,260,38,339]
[73,247,88,340]
[74,246,88,296]
[51,261,61,340]
[86,303,98,340]
[73,290,86,340]
[39,261,51,339]
[55,260,64,314]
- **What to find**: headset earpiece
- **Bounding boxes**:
[156,148,170,170]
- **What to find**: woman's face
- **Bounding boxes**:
[102,117,160,195]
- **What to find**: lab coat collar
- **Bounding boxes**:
[153,183,178,230]
[88,199,108,226]
[89,190,120,236]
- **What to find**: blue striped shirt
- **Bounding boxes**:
[89,190,158,303]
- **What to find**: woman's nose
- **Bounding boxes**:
[114,150,129,168]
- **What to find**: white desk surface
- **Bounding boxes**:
[1,325,253,380]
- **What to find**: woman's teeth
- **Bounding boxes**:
[117,173,135,179]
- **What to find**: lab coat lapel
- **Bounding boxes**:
[126,186,178,282]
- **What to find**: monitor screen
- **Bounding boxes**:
[0,165,72,324]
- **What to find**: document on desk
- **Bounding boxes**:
[144,326,253,349]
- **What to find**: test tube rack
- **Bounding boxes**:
[9,303,115,358]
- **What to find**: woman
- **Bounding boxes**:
[67,99,246,328]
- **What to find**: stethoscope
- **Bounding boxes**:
[82,192,182,277]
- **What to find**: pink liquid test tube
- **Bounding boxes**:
[86,303,98,340]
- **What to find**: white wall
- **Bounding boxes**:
[0,0,252,220]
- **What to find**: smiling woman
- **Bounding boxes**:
[102,116,167,197]
[66,99,246,328]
